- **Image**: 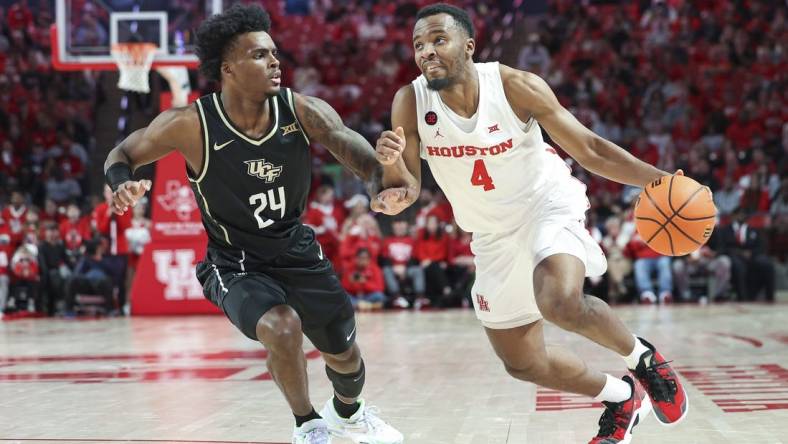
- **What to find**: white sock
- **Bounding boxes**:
[622,335,650,370]
[593,374,632,403]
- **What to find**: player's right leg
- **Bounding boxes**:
[533,253,688,426]
[196,255,330,444]
[485,321,651,444]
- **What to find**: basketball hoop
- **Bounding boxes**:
[111,43,158,93]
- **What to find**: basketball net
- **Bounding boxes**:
[111,43,158,94]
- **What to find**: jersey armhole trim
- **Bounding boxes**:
[286,88,311,146]
[193,181,233,246]
[493,63,534,137]
[189,99,211,183]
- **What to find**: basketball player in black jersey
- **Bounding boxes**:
[103,5,403,444]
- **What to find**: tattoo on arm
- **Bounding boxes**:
[300,96,382,195]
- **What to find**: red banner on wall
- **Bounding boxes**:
[131,92,220,315]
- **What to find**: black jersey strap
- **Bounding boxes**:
[285,88,311,145]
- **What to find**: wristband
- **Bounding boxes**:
[105,163,133,191]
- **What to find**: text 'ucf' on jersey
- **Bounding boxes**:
[413,62,589,234]
[187,88,312,261]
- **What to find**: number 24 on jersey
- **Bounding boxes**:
[249,186,286,229]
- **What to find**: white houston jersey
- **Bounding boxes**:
[413,62,588,233]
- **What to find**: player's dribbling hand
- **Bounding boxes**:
[375,127,405,165]
[371,187,412,216]
[111,180,152,215]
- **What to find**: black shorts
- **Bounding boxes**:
[196,228,355,354]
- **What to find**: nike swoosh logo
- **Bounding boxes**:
[213,140,234,151]
[346,326,356,342]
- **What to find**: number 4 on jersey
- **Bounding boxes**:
[471,159,495,191]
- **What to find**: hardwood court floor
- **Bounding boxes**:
[1,304,787,444]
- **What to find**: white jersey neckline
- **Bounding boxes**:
[434,66,485,134]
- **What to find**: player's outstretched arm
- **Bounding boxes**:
[500,65,670,188]
[372,85,422,215]
[104,106,200,215]
[293,93,384,195]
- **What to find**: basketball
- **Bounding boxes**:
[634,174,717,256]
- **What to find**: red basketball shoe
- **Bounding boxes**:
[630,337,689,426]
[589,376,651,444]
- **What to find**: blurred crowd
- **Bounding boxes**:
[0,0,786,318]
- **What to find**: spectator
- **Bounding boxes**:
[517,33,551,77]
[415,215,451,308]
[39,198,64,225]
[626,232,672,304]
[2,190,28,243]
[640,0,676,48]
[303,185,345,264]
[771,178,788,217]
[739,171,771,214]
[45,164,81,205]
[716,208,775,302]
[380,218,425,309]
[446,222,474,308]
[92,185,132,311]
[714,176,742,217]
[600,216,632,303]
[0,218,11,318]
[770,214,788,263]
[414,189,453,229]
[342,247,385,311]
[357,11,386,41]
[20,210,40,247]
[65,240,115,315]
[672,244,732,303]
[37,222,71,315]
[339,194,381,270]
[10,242,40,313]
[0,140,21,183]
[125,201,151,259]
[60,203,91,254]
[125,201,151,312]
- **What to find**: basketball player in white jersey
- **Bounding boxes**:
[373,4,688,443]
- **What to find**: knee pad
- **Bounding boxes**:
[325,359,365,398]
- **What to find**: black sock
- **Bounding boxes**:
[294,408,321,427]
[333,396,360,419]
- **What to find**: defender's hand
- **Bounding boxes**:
[376,127,405,165]
[112,180,152,215]
[371,187,412,215]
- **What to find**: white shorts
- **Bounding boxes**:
[469,218,607,329]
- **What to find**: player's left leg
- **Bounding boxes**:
[303,305,403,444]
[534,253,688,425]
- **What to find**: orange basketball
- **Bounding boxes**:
[633,175,717,256]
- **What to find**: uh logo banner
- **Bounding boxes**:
[131,147,219,315]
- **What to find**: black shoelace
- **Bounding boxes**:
[597,402,627,437]
[644,360,677,402]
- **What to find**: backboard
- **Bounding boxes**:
[52,0,223,71]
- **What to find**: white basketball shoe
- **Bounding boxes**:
[292,418,332,444]
[320,398,403,444]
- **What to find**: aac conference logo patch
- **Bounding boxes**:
[425,111,438,125]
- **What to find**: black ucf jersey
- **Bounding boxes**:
[188,88,312,261]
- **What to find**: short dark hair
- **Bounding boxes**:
[416,3,474,39]
[195,4,272,82]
